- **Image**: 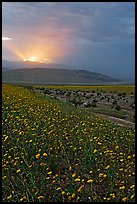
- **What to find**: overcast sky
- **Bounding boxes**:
[2,2,135,80]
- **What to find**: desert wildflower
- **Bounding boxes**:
[78,185,84,192]
[69,166,72,171]
[61,191,65,195]
[77,196,80,201]
[68,196,71,201]
[7,195,12,199]
[72,193,75,198]
[93,149,97,153]
[122,197,127,201]
[99,173,103,177]
[72,173,76,178]
[105,165,110,169]
[130,185,135,189]
[29,140,32,143]
[87,179,93,183]
[16,169,21,173]
[40,163,46,166]
[43,153,47,157]
[130,195,134,199]
[47,171,52,175]
[56,187,61,191]
[119,186,125,190]
[75,178,80,182]
[36,153,40,159]
[37,196,44,199]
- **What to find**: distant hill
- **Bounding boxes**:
[2,67,120,84]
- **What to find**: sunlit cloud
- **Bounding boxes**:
[2,36,12,40]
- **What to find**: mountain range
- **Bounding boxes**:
[2,60,121,84]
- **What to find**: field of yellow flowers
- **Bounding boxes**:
[2,84,135,202]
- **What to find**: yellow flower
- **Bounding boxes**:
[119,168,123,171]
[61,191,65,195]
[29,140,32,143]
[78,185,84,192]
[16,169,21,173]
[56,187,61,191]
[43,153,47,157]
[122,197,127,201]
[77,196,80,201]
[69,166,72,171]
[103,174,107,178]
[130,195,134,199]
[20,198,24,201]
[68,196,71,201]
[119,186,125,190]
[47,171,52,175]
[72,193,75,198]
[93,149,97,154]
[105,165,110,169]
[87,179,93,183]
[36,153,40,159]
[99,173,103,177]
[37,196,44,199]
[40,163,46,166]
[127,155,131,159]
[7,195,12,199]
[72,173,76,178]
[130,185,135,189]
[75,178,80,182]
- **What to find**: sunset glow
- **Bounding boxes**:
[24,56,49,63]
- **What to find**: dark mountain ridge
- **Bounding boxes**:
[2,67,120,84]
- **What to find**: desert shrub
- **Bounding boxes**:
[112,99,117,105]
[97,92,101,96]
[115,105,121,111]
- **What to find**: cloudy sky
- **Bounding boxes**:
[2,2,135,80]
